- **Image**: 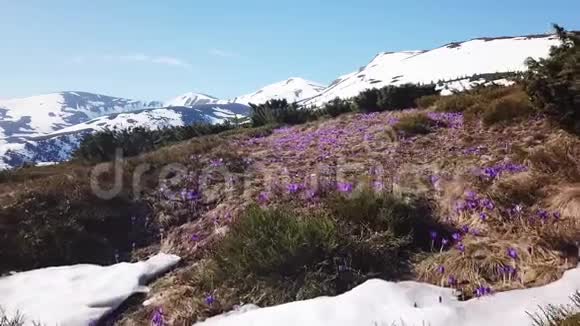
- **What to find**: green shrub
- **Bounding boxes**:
[393,113,437,136]
[416,94,441,109]
[250,99,316,127]
[74,122,236,162]
[525,25,580,134]
[327,189,433,248]
[322,98,353,117]
[378,84,438,111]
[353,89,381,112]
[354,84,438,113]
[482,93,533,125]
[216,205,337,278]
[215,190,433,291]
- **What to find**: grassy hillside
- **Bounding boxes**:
[1,27,578,325]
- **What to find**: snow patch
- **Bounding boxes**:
[197,264,580,326]
[0,253,181,326]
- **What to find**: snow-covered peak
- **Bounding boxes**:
[165,92,220,107]
[304,34,561,106]
[230,77,326,105]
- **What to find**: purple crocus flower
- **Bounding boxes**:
[151,307,165,326]
[287,183,301,194]
[258,192,270,204]
[461,225,470,234]
[507,248,518,260]
[457,242,465,253]
[429,230,438,240]
[210,158,224,167]
[475,286,492,298]
[205,294,216,305]
[448,275,458,287]
[337,182,354,193]
[452,232,462,241]
[537,210,549,221]
[479,212,487,221]
[441,238,449,246]
[437,265,445,274]
[191,234,200,242]
[480,198,495,210]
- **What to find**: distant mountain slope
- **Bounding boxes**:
[0,91,161,142]
[304,34,561,106]
[165,92,220,107]
[230,78,326,105]
[0,104,250,169]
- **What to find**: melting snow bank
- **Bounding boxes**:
[0,253,180,326]
[197,264,580,326]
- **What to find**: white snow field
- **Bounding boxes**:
[165,92,220,107]
[229,77,327,105]
[197,263,580,326]
[0,253,180,326]
[304,34,561,106]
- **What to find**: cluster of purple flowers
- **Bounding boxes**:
[180,189,200,202]
[454,191,495,218]
[427,112,464,129]
[462,145,487,156]
[258,192,270,204]
[337,182,354,193]
[430,227,471,254]
[151,307,166,326]
[481,162,527,180]
[499,265,517,278]
[287,183,302,194]
[474,285,492,297]
[210,158,224,168]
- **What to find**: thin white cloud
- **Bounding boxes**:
[70,54,192,69]
[208,48,238,58]
[118,53,192,69]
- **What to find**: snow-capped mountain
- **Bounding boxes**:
[304,34,561,106]
[230,78,326,105]
[0,91,162,142]
[1,104,250,169]
[165,92,220,107]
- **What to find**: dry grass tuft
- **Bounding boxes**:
[547,184,580,220]
[526,135,580,181]
[490,171,548,207]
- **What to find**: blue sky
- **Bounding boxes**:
[1,0,578,101]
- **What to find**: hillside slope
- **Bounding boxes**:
[305,34,561,105]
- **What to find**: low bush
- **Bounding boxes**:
[481,92,533,125]
[354,84,438,113]
[250,99,317,127]
[416,94,441,109]
[525,25,580,134]
[321,98,354,117]
[392,112,437,136]
[216,205,337,278]
[74,122,236,163]
[435,94,479,112]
